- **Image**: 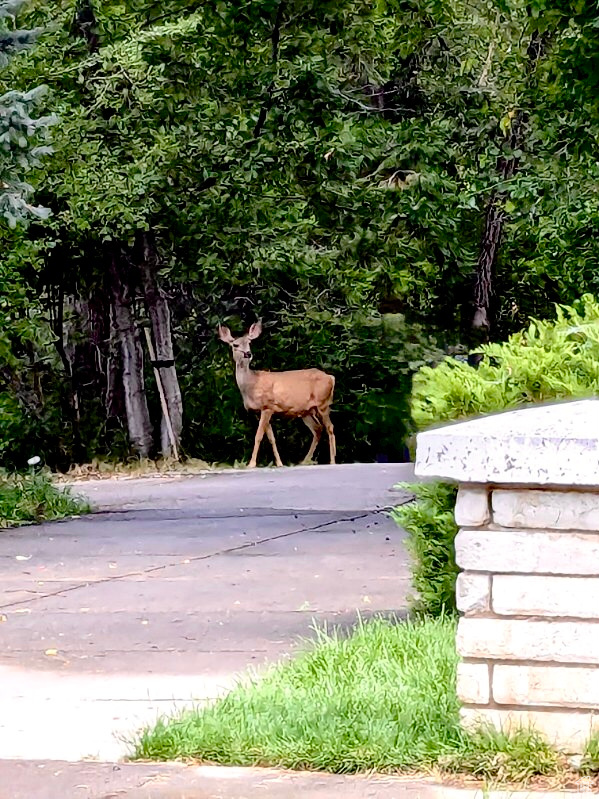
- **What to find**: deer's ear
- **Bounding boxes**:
[248,319,262,340]
[218,325,234,344]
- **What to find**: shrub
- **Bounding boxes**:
[392,482,458,616]
[397,294,599,616]
[412,293,599,429]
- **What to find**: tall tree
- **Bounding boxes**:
[472,27,546,340]
[0,0,54,227]
[0,0,56,467]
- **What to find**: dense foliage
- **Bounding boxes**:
[395,294,599,616]
[1,1,599,467]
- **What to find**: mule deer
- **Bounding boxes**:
[218,320,336,468]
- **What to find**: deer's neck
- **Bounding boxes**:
[235,361,258,407]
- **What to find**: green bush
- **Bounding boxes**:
[396,294,599,616]
[412,293,599,429]
[0,471,88,527]
[392,482,458,616]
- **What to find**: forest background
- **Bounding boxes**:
[0,0,597,470]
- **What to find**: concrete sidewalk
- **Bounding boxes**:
[2,761,588,799]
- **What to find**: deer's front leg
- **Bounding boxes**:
[248,410,272,468]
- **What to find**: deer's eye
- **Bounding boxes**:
[233,344,239,348]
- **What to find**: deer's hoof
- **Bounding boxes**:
[247,462,257,469]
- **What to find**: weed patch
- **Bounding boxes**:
[0,471,88,527]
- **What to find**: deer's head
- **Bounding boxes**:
[218,320,262,366]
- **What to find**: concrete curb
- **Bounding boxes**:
[1,761,593,799]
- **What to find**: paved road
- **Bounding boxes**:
[70,462,415,513]
[0,464,414,763]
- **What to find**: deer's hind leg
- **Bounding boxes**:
[248,409,272,468]
[266,422,284,467]
[317,407,336,464]
[301,413,322,464]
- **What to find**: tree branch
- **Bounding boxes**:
[252,1,285,139]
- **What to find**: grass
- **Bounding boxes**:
[134,616,591,786]
[583,734,599,773]
[136,616,462,771]
[0,470,89,527]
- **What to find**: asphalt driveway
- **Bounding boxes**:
[0,463,414,761]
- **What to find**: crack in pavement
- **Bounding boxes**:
[0,511,380,611]
[87,507,366,521]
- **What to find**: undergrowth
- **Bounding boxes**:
[0,470,88,527]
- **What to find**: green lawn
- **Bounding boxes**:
[135,616,580,783]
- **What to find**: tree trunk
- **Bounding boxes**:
[108,250,153,458]
[471,28,545,337]
[472,114,523,338]
[106,331,126,420]
[472,191,501,333]
[51,276,84,460]
[138,231,183,458]
[252,1,285,139]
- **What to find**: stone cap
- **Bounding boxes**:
[415,399,599,486]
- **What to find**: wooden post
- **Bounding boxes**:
[143,326,180,461]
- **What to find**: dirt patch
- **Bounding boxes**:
[429,769,599,794]
[53,458,234,482]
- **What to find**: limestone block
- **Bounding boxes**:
[493,575,599,619]
[456,573,490,615]
[455,529,599,575]
[457,618,599,664]
[415,399,599,486]
[493,489,599,531]
[460,707,599,754]
[494,664,599,709]
[455,486,490,527]
[457,662,489,705]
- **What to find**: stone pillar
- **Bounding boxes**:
[415,399,599,753]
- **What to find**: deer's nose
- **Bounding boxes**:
[244,351,252,359]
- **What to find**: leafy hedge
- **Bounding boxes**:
[392,482,458,616]
[396,294,599,615]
